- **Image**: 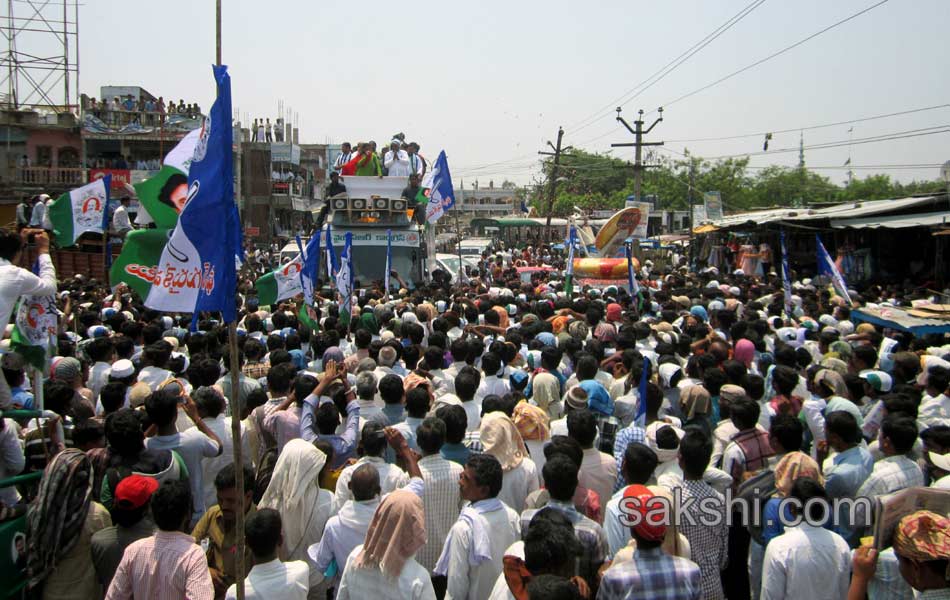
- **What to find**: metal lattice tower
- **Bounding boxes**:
[0,0,80,112]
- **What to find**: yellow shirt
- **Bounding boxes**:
[191,504,256,586]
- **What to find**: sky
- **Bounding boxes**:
[71,0,950,189]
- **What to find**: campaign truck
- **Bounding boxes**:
[322,176,426,287]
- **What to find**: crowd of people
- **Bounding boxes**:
[252,118,287,143]
[83,95,203,127]
[332,134,428,179]
[0,223,949,600]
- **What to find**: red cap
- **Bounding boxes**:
[623,484,668,542]
[606,303,623,322]
[114,475,159,510]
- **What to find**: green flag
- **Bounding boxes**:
[109,228,170,298]
[132,128,199,229]
[298,303,319,331]
[253,255,304,307]
[47,178,110,247]
[133,165,188,229]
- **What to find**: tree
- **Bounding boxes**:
[501,180,517,190]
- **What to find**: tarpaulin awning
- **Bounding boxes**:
[693,224,719,234]
[852,306,950,336]
[830,210,950,229]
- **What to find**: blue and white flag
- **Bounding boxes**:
[384,228,392,299]
[625,242,640,296]
[780,231,794,317]
[634,356,651,428]
[297,233,321,307]
[423,151,455,223]
[101,181,113,273]
[325,224,337,286]
[336,232,353,324]
[816,234,853,306]
[145,65,242,324]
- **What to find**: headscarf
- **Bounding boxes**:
[512,400,550,442]
[690,305,708,322]
[623,485,667,541]
[773,451,823,497]
[259,440,328,559]
[492,306,510,330]
[646,422,684,464]
[357,312,380,335]
[819,357,849,376]
[606,303,623,322]
[27,449,93,587]
[481,411,528,471]
[567,320,589,342]
[580,380,613,417]
[535,332,556,348]
[531,373,560,414]
[719,384,746,405]
[814,369,849,399]
[322,346,344,368]
[680,385,711,420]
[734,339,755,368]
[353,489,427,579]
[893,510,950,579]
[551,315,570,335]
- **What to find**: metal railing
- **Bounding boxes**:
[13,167,86,186]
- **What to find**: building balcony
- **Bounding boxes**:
[14,167,86,187]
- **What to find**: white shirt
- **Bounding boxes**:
[497,458,540,514]
[760,523,851,600]
[0,418,25,506]
[146,429,221,521]
[384,149,411,177]
[334,456,409,511]
[579,448,618,520]
[136,366,173,391]
[418,455,464,572]
[337,544,436,600]
[88,361,112,405]
[0,254,56,335]
[112,205,131,232]
[919,393,950,427]
[462,399,482,432]
[194,415,251,511]
[309,498,378,589]
[476,376,510,402]
[225,558,309,600]
[443,503,521,600]
[334,151,353,171]
[29,201,46,227]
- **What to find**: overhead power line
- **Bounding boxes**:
[665,103,950,143]
[566,0,767,136]
[647,0,891,114]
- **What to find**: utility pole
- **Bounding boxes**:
[797,130,805,207]
[612,107,664,205]
[687,151,696,266]
[538,127,574,238]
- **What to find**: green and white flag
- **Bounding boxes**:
[254,255,304,307]
[47,177,110,247]
[133,128,199,229]
[10,295,59,370]
[108,228,171,299]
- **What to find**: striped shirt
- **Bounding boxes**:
[105,530,214,600]
[521,499,607,588]
[678,479,728,600]
[598,546,702,600]
[417,454,464,572]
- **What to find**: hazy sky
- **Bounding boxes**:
[76,0,950,189]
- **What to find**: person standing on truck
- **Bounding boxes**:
[355,142,382,177]
[384,139,411,177]
[402,174,424,225]
[0,227,57,408]
[333,143,353,173]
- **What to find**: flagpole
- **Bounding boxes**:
[216,4,247,598]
